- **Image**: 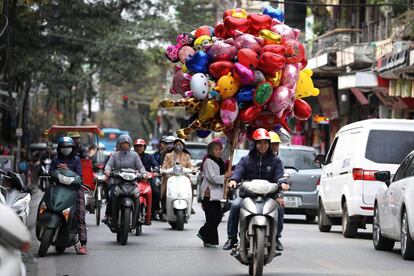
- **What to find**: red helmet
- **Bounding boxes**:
[252,128,270,141]
[134,139,146,146]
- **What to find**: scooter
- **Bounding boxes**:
[0,170,32,225]
[0,204,31,276]
[106,169,141,245]
[92,165,106,226]
[135,172,157,236]
[38,158,51,191]
[161,164,194,231]
[231,179,282,276]
[36,169,82,257]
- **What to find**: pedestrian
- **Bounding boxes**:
[197,140,231,247]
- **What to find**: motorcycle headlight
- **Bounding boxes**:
[58,174,75,185]
[120,172,135,181]
[14,197,30,212]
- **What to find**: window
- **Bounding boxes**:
[279,149,320,170]
[325,137,338,164]
[403,154,414,178]
[393,155,413,182]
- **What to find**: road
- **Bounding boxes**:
[24,190,414,276]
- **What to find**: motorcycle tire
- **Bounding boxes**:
[95,191,101,226]
[38,228,54,257]
[135,224,142,236]
[249,227,265,276]
[119,207,131,245]
[55,246,65,254]
[176,210,185,231]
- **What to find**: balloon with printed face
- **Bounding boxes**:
[234,32,264,53]
[268,85,295,115]
[185,51,210,74]
[169,65,191,96]
[190,73,210,100]
[263,6,285,22]
[220,98,239,126]
[293,98,312,120]
[198,99,220,122]
[234,63,255,85]
[237,48,260,69]
[284,39,305,64]
[208,61,234,79]
[207,40,237,61]
[224,16,251,37]
[248,13,272,35]
[178,46,195,64]
[258,52,285,76]
[214,72,241,99]
[281,64,299,89]
[295,69,320,98]
[194,35,212,51]
[165,45,180,63]
[253,81,273,107]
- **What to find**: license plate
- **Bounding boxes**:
[284,196,300,208]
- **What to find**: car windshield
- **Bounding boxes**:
[365,130,414,164]
[232,149,249,166]
[279,148,320,170]
[187,147,206,160]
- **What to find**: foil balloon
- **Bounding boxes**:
[198,99,220,122]
[195,25,214,38]
[190,73,210,100]
[268,85,295,115]
[234,63,255,85]
[295,69,320,98]
[214,72,241,99]
[165,45,180,63]
[263,6,285,22]
[250,110,291,132]
[258,52,285,76]
[268,71,282,87]
[281,64,299,89]
[208,61,234,79]
[234,32,264,53]
[259,44,285,56]
[214,22,230,39]
[271,23,300,40]
[252,70,266,86]
[176,33,195,46]
[293,99,312,120]
[178,46,195,64]
[196,129,212,138]
[224,16,251,37]
[194,35,212,51]
[169,65,191,96]
[236,86,255,102]
[253,81,273,106]
[237,48,260,69]
[239,105,262,123]
[207,40,237,61]
[224,8,248,19]
[220,98,239,126]
[284,39,306,64]
[248,13,272,35]
[259,29,282,45]
[185,51,210,74]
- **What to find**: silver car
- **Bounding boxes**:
[373,151,414,260]
[279,145,321,222]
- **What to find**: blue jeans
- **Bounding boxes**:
[227,197,282,240]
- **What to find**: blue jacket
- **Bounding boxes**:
[139,153,159,172]
[50,155,83,177]
[230,149,284,183]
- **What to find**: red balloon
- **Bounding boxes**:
[259,45,285,56]
[209,61,234,79]
[284,39,305,64]
[250,110,292,132]
[258,52,286,76]
[224,16,251,37]
[248,13,272,36]
[293,99,312,120]
[214,22,230,39]
[239,105,262,123]
[237,48,260,69]
[195,25,213,38]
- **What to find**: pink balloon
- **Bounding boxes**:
[281,64,299,89]
[220,98,239,126]
[207,40,237,61]
[169,65,191,97]
[270,23,300,40]
[267,86,295,115]
[178,46,195,64]
[234,32,264,53]
[234,63,255,85]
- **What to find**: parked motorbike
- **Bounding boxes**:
[160,164,194,231]
[106,169,141,245]
[92,165,106,226]
[0,204,31,276]
[135,172,157,236]
[38,158,52,191]
[231,179,282,276]
[0,170,31,225]
[36,169,82,257]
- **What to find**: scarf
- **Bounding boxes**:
[207,154,226,175]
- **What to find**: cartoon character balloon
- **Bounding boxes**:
[295,69,320,98]
[214,72,241,99]
[190,73,210,100]
[220,98,239,126]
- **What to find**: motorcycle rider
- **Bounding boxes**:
[152,136,167,166]
[269,130,290,251]
[223,128,285,251]
[160,137,193,221]
[50,137,88,255]
[102,134,148,224]
[133,138,160,223]
[67,132,88,159]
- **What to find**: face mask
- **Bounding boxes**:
[166,143,173,150]
[60,147,72,156]
[174,144,183,152]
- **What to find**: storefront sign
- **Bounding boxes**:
[375,38,393,60]
[318,87,339,119]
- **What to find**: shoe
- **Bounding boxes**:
[197,233,205,242]
[203,243,216,248]
[77,245,88,255]
[101,216,109,224]
[223,238,237,250]
[160,214,167,222]
[191,208,196,214]
[152,213,160,221]
[276,239,284,251]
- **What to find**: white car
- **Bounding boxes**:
[373,151,414,260]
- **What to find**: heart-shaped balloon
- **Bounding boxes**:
[268,85,294,114]
[207,40,237,61]
[224,16,251,37]
[234,32,263,53]
[284,39,306,64]
[258,52,285,76]
[209,61,234,79]
[234,63,255,85]
[259,44,285,56]
[253,81,273,107]
[237,48,260,69]
[267,71,282,87]
[259,29,282,45]
[198,99,220,122]
[195,25,214,38]
[185,51,211,74]
[214,22,231,39]
[294,99,312,120]
[250,110,291,132]
[239,105,262,123]
[223,8,248,19]
[248,13,272,35]
[235,86,255,102]
[263,6,285,22]
[281,64,299,89]
[220,98,239,126]
[271,23,300,40]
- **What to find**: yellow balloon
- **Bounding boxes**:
[214,72,241,99]
[181,64,188,73]
[198,99,220,122]
[268,71,282,88]
[259,29,282,45]
[232,8,247,19]
[295,69,320,99]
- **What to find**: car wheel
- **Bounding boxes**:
[373,204,394,251]
[401,209,414,260]
[318,200,331,232]
[342,202,358,238]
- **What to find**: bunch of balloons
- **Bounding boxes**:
[160,6,320,139]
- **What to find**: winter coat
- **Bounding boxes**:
[201,158,225,201]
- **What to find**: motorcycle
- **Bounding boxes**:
[0,204,31,276]
[160,164,194,231]
[92,165,106,226]
[135,172,157,236]
[36,169,82,257]
[231,179,282,276]
[106,168,141,245]
[0,170,32,225]
[38,158,52,191]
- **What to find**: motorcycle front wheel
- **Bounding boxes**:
[249,227,265,276]
[176,210,185,231]
[119,207,131,245]
[38,228,54,257]
[95,186,102,226]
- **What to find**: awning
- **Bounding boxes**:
[375,92,407,109]
[350,88,369,105]
[401,98,414,109]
